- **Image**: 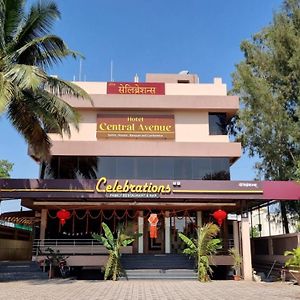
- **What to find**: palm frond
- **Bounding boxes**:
[9,34,83,68]
[45,76,91,100]
[3,0,24,44]
[0,72,14,113]
[5,63,46,90]
[14,1,60,45]
[6,98,51,160]
[34,90,80,134]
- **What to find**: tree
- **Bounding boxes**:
[231,0,300,232]
[92,222,138,281]
[0,159,13,178]
[179,223,222,282]
[0,0,90,160]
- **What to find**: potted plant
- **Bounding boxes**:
[44,247,69,279]
[284,247,300,285]
[229,247,242,280]
[179,223,222,282]
[92,222,141,281]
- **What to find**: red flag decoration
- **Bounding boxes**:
[212,209,227,226]
[56,209,71,226]
[148,213,159,239]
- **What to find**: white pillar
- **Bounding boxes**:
[40,209,48,241]
[197,211,203,228]
[241,217,253,280]
[138,211,144,254]
[165,212,170,254]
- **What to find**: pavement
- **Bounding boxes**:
[0,280,299,300]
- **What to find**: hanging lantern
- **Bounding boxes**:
[212,209,227,226]
[56,209,71,226]
[148,213,159,239]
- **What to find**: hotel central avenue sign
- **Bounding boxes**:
[97,113,175,139]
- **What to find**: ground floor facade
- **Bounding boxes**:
[1,178,300,281]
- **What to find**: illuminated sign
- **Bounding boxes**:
[96,177,172,198]
[107,82,165,95]
[97,113,175,139]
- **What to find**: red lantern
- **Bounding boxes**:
[212,209,227,226]
[148,213,159,239]
[56,209,71,226]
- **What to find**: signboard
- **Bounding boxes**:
[96,177,172,199]
[97,113,175,139]
[107,82,165,95]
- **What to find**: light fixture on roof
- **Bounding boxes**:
[179,70,189,75]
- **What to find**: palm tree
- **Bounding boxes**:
[0,0,90,160]
[179,223,222,282]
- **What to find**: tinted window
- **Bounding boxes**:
[209,113,227,135]
[136,157,154,179]
[154,158,174,179]
[116,157,135,178]
[42,156,230,180]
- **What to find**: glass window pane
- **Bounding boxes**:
[192,158,211,179]
[211,158,230,180]
[98,157,116,179]
[59,156,78,179]
[154,158,174,179]
[136,157,154,179]
[174,158,192,179]
[209,113,227,135]
[116,157,135,178]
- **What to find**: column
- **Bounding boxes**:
[40,209,48,241]
[165,211,170,254]
[241,216,253,280]
[138,211,144,254]
[197,211,203,228]
[233,221,240,251]
[233,221,241,276]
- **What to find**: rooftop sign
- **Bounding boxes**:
[97,113,175,139]
[107,82,165,95]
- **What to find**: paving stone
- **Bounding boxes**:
[0,279,299,300]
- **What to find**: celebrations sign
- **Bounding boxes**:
[97,113,175,139]
[107,82,165,95]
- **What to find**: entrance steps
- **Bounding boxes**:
[120,254,197,280]
[0,261,48,281]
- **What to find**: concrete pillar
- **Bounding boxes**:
[197,211,203,228]
[165,212,170,254]
[241,217,253,280]
[233,221,241,276]
[233,221,240,251]
[39,209,48,241]
[138,211,144,254]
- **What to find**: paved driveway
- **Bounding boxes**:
[0,280,299,300]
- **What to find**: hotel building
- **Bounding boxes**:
[1,73,299,279]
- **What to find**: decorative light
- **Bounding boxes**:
[56,209,71,226]
[212,209,227,226]
[148,214,159,239]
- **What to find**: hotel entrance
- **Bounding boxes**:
[143,213,165,254]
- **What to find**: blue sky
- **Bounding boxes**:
[0,0,282,212]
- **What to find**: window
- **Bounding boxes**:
[209,113,227,135]
[42,156,230,180]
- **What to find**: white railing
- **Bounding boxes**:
[32,239,133,257]
[32,239,104,256]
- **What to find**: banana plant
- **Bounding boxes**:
[179,223,222,282]
[92,222,139,281]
